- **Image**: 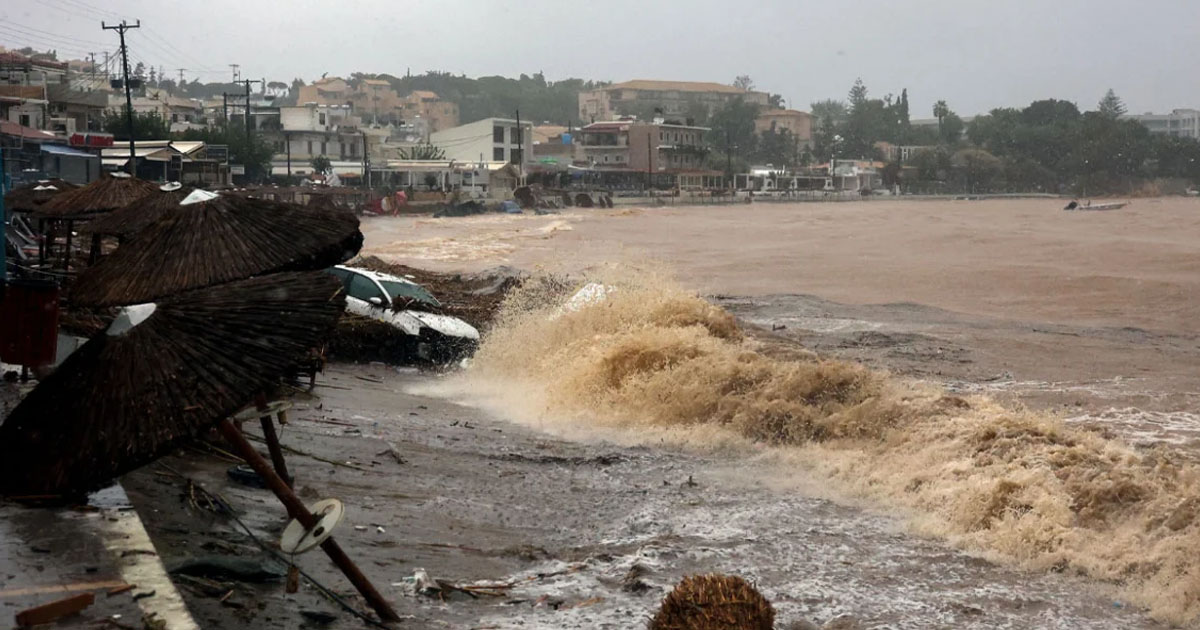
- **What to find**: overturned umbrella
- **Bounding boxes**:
[71,191,364,307]
[0,271,402,622]
[0,271,346,497]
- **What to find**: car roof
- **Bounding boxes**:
[334,264,420,287]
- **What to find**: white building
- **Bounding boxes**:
[1126,109,1200,139]
[273,103,366,178]
[429,117,534,168]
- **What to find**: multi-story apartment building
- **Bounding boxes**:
[429,117,534,168]
[1126,109,1200,139]
[576,119,719,189]
[579,80,769,123]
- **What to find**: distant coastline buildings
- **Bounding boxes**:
[1125,109,1200,139]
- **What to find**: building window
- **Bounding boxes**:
[319,112,326,125]
[510,148,523,164]
[510,127,522,144]
[493,125,504,143]
[603,155,609,163]
[321,141,327,154]
[19,114,30,127]
[493,147,505,161]
[307,140,313,154]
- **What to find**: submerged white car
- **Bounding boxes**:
[324,265,480,361]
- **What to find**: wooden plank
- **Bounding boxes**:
[0,580,125,599]
[14,592,95,627]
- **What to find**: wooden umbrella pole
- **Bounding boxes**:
[216,419,400,623]
[258,414,292,488]
[253,394,292,487]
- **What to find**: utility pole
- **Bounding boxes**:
[229,63,240,83]
[240,79,262,147]
[646,131,653,192]
[103,20,141,177]
[361,130,369,189]
[222,92,228,127]
[514,108,523,185]
[176,68,186,84]
[88,53,96,79]
[103,51,109,78]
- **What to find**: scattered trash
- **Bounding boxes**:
[376,526,386,534]
[299,610,338,624]
[225,464,266,489]
[131,590,156,601]
[169,554,288,583]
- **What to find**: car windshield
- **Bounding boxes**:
[380,280,440,308]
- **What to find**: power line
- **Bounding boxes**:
[51,0,124,21]
[0,19,110,47]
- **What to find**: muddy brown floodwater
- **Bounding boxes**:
[113,198,1200,629]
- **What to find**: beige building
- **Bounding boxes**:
[297,78,457,132]
[754,109,813,145]
[576,119,721,189]
[399,90,459,133]
[579,79,769,123]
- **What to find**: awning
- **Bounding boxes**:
[41,144,96,157]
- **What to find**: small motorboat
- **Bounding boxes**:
[1064,200,1127,211]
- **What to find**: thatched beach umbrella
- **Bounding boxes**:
[650,574,775,630]
[71,191,363,307]
[30,172,159,269]
[0,271,345,497]
[4,179,77,215]
[33,172,158,221]
[81,182,195,238]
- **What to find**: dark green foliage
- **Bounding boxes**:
[103,106,171,140]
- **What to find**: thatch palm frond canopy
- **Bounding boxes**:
[0,271,345,497]
[82,185,196,237]
[34,172,158,220]
[4,179,78,214]
[71,194,363,307]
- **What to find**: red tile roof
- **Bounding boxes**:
[0,120,58,141]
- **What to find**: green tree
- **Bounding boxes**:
[709,97,761,162]
[848,78,868,108]
[932,100,950,136]
[755,128,799,168]
[1097,89,1127,118]
[400,143,446,160]
[952,148,1003,192]
[733,75,755,91]
[909,148,951,182]
[940,111,965,145]
[810,99,848,127]
[179,123,275,181]
[103,106,170,140]
[309,154,332,175]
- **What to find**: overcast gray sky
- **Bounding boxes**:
[4,0,1196,118]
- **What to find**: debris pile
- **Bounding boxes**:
[351,255,525,330]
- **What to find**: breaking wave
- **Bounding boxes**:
[460,267,1200,624]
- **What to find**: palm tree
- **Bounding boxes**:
[933,100,949,135]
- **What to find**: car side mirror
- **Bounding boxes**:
[368,297,384,307]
